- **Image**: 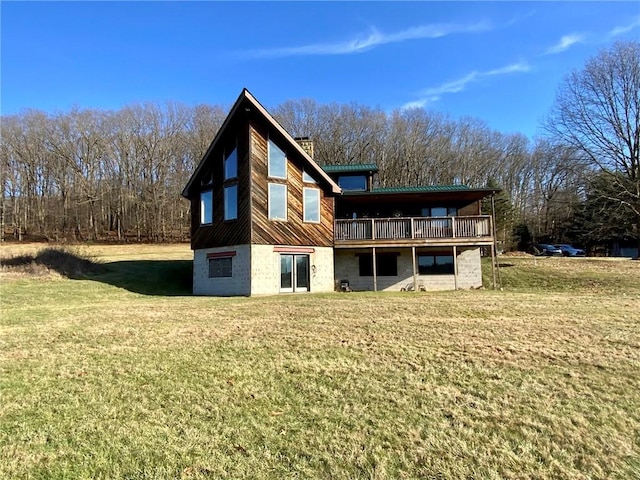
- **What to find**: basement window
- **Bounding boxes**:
[358,253,398,276]
[209,257,232,278]
[418,255,454,275]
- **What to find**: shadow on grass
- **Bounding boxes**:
[96,260,193,296]
[1,247,192,296]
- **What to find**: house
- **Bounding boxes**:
[181,89,499,295]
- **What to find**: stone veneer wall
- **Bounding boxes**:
[334,247,482,292]
[250,245,335,295]
[454,247,483,289]
[193,245,251,296]
[194,245,481,295]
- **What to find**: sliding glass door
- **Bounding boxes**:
[280,254,309,292]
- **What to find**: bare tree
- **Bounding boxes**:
[545,41,640,247]
[527,140,587,240]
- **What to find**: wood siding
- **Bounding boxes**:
[249,123,334,247]
[459,201,480,216]
[191,118,252,250]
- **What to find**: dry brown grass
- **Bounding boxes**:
[1,244,639,479]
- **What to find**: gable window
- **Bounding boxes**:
[358,253,398,276]
[302,171,316,183]
[268,139,287,179]
[418,255,454,275]
[303,188,320,223]
[338,175,367,191]
[209,257,232,278]
[200,189,213,225]
[224,184,238,220]
[224,148,237,180]
[268,183,287,220]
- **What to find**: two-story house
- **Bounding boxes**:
[181,89,341,296]
[182,89,498,295]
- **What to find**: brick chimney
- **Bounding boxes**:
[294,136,314,159]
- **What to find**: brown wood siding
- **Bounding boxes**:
[249,123,334,247]
[191,118,252,250]
[459,201,480,216]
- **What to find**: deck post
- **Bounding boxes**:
[372,247,378,292]
[453,245,458,290]
[451,216,456,238]
[490,194,498,289]
[411,246,417,291]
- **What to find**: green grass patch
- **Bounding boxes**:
[485,256,640,294]
[1,245,639,479]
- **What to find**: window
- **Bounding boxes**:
[209,257,232,278]
[338,175,367,191]
[422,207,458,217]
[268,139,287,178]
[224,148,237,180]
[302,171,316,183]
[268,183,287,220]
[303,188,320,223]
[224,184,237,220]
[200,189,213,225]
[358,253,398,276]
[418,255,454,275]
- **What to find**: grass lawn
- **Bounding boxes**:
[1,244,639,479]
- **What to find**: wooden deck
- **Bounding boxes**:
[334,215,494,248]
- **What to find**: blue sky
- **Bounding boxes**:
[2,1,639,138]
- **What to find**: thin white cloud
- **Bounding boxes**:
[609,17,640,36]
[544,34,585,55]
[485,63,531,76]
[402,62,531,110]
[243,21,491,58]
[421,72,479,97]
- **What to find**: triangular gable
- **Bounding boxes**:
[181,88,341,198]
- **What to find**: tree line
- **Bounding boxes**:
[1,41,638,254]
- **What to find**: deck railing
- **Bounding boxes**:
[334,215,492,242]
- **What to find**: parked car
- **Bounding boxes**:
[554,244,586,257]
[533,244,564,256]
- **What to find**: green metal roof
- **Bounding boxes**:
[321,163,379,173]
[368,185,473,194]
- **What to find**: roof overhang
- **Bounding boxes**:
[181,89,341,198]
[339,188,500,204]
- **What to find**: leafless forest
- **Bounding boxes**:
[0,99,594,247]
[2,41,638,252]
